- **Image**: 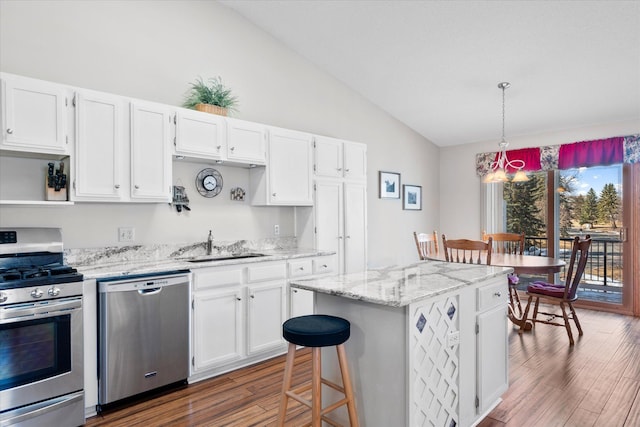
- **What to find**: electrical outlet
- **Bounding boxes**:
[274,224,280,236]
[447,330,460,347]
[118,227,135,242]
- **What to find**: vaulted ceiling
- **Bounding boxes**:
[220,1,640,147]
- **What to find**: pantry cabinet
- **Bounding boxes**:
[0,73,70,155]
[314,135,366,181]
[315,180,367,274]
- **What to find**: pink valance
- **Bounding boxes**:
[494,147,541,173]
[476,134,640,177]
[558,137,624,169]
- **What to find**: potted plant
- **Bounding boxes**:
[183,76,238,116]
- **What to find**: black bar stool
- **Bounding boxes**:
[277,314,359,427]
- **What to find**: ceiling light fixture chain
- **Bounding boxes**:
[484,82,529,183]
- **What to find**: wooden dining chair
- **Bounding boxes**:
[413,231,438,260]
[519,235,592,345]
[482,231,525,254]
[482,231,525,315]
[442,234,492,265]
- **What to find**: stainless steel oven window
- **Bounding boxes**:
[0,297,83,413]
[0,314,72,390]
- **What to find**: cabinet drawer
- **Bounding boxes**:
[247,262,286,283]
[477,279,508,312]
[288,259,313,278]
[313,256,336,275]
[194,266,244,291]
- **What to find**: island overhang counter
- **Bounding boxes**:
[289,259,513,427]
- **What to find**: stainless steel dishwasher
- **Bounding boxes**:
[97,271,190,410]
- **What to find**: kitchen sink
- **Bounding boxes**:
[185,253,266,263]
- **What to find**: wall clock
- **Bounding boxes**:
[195,168,223,197]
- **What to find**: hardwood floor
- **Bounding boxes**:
[85,307,640,427]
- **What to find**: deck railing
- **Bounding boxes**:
[523,235,623,293]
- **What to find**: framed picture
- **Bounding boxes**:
[403,184,422,210]
[379,171,401,199]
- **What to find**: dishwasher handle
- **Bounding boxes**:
[138,287,162,296]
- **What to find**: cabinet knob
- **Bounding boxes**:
[293,289,298,293]
[6,128,13,134]
[337,168,342,171]
[298,267,305,270]
[272,193,277,197]
[230,146,235,152]
[494,292,502,297]
[250,295,255,299]
[345,168,350,172]
[321,264,328,268]
[115,184,120,189]
[236,297,242,301]
[134,185,140,189]
[346,235,351,239]
[338,236,343,240]
[216,145,221,150]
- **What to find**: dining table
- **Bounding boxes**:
[425,252,566,329]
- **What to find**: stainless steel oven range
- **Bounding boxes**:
[0,227,84,427]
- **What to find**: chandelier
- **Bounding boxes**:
[483,82,529,183]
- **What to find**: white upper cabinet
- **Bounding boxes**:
[0,73,70,155]
[343,141,367,181]
[314,135,366,181]
[174,108,226,160]
[250,126,313,206]
[74,91,171,202]
[74,90,124,201]
[130,101,172,201]
[226,117,266,165]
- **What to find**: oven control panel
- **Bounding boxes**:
[0,231,17,244]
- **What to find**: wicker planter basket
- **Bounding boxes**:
[195,103,228,116]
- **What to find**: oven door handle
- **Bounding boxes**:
[1,390,84,426]
[0,298,82,322]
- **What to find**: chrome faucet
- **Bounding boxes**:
[206,230,213,255]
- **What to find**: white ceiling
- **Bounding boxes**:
[219,0,640,147]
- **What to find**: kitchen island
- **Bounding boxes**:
[290,260,512,427]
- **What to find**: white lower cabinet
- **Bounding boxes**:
[247,281,286,355]
[192,286,244,371]
[476,280,509,414]
[190,261,287,380]
[287,255,335,318]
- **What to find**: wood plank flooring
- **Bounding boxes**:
[85,307,640,427]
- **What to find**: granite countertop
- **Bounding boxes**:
[289,260,513,307]
[72,245,334,280]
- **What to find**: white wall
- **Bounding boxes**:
[440,119,640,240]
[0,0,438,267]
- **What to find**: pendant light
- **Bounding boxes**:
[484,82,529,183]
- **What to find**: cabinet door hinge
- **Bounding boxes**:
[66,135,69,144]
[65,97,68,107]
[191,299,195,309]
[313,164,316,172]
[314,227,317,234]
[475,395,479,408]
[192,356,195,367]
[72,180,76,190]
[72,95,76,107]
[173,136,176,146]
[313,183,317,191]
[475,323,479,334]
[173,114,177,124]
